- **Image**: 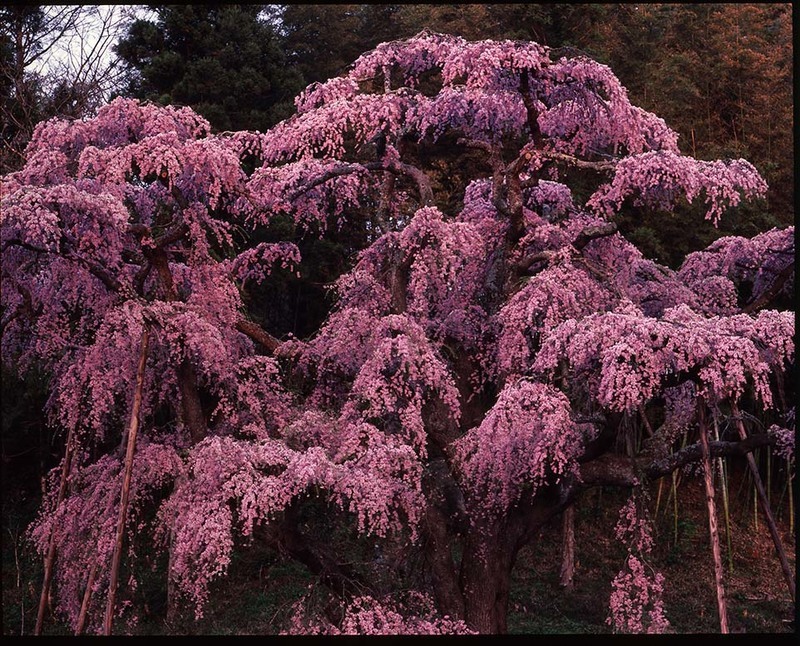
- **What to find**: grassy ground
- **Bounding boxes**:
[507,471,795,634]
[3,463,795,635]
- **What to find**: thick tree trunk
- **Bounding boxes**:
[730,402,795,601]
[560,504,576,589]
[147,244,208,443]
[698,402,729,633]
[177,359,206,443]
[459,524,515,633]
[421,459,466,620]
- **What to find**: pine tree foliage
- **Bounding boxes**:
[114,5,303,132]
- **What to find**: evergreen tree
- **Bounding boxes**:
[280,4,365,86]
[115,5,303,132]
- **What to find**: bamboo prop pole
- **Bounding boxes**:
[34,424,77,635]
[713,412,734,574]
[767,446,772,505]
[753,449,760,532]
[103,326,150,635]
[672,471,679,547]
[730,401,795,602]
[786,466,794,534]
[698,402,729,633]
[789,465,794,536]
[75,561,99,635]
[655,478,664,519]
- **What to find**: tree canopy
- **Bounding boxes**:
[1,29,794,636]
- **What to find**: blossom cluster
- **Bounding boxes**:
[453,380,593,513]
[588,151,768,224]
[607,495,670,634]
[285,590,475,635]
[535,305,793,411]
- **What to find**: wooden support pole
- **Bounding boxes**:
[34,425,76,635]
[730,401,795,602]
[103,326,150,635]
[75,562,99,635]
[559,505,576,589]
[698,401,729,633]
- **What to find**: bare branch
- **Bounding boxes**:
[742,259,794,313]
[572,222,618,250]
[541,150,617,172]
[235,318,281,354]
[287,159,434,207]
[579,432,776,487]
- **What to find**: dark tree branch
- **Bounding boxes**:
[519,71,542,147]
[3,236,131,296]
[540,150,616,172]
[255,509,372,599]
[572,222,618,251]
[517,222,618,274]
[235,318,281,354]
[742,260,794,313]
[580,433,776,487]
[287,159,434,207]
[155,223,190,249]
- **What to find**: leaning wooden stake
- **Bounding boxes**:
[730,401,795,602]
[75,561,99,635]
[698,402,729,633]
[34,424,77,635]
[103,327,150,635]
[712,412,734,574]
